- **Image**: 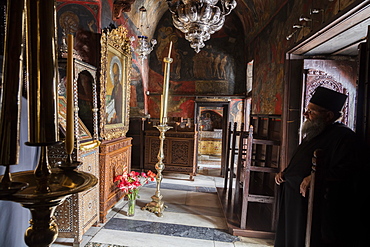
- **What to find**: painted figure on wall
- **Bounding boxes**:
[200,110,223,131]
[59,10,79,36]
[213,54,221,78]
[57,3,99,66]
[230,100,244,130]
[150,11,245,92]
[113,0,136,19]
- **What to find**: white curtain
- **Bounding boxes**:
[0,97,40,247]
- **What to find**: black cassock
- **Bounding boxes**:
[274,122,365,247]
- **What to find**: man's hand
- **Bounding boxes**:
[275,172,285,185]
[300,175,312,197]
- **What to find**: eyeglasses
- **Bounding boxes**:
[305,109,314,115]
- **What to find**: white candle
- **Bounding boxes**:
[160,42,173,125]
[66,34,74,155]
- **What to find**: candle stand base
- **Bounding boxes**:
[0,169,98,246]
[142,194,167,217]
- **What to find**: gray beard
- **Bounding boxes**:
[301,118,327,141]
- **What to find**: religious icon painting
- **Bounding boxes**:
[99,25,132,140]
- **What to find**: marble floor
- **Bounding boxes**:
[52,160,274,247]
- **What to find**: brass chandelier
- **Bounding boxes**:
[167,0,237,53]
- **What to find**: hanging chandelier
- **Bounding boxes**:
[135,6,157,61]
[167,0,237,53]
[136,35,157,60]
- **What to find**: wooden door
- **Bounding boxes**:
[357,27,370,146]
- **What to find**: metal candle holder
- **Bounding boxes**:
[142,42,173,216]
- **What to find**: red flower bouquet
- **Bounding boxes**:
[114,170,156,201]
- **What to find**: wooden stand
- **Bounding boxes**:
[144,130,195,180]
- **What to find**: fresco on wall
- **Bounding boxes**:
[199,110,223,131]
[246,0,358,115]
[229,99,244,131]
[250,4,288,115]
[56,2,99,66]
[148,11,245,119]
[236,0,286,44]
[147,95,195,119]
[130,62,145,116]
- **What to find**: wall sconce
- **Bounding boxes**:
[310,8,325,23]
[288,24,310,42]
[135,35,157,61]
[286,30,298,41]
[293,24,305,29]
[299,16,312,22]
[310,8,324,14]
[299,15,313,29]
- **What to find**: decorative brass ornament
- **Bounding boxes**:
[99,25,132,140]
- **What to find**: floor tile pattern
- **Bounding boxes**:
[103,218,239,242]
[146,182,217,193]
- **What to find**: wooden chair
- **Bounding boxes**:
[223,122,233,189]
[239,115,281,237]
[218,116,281,239]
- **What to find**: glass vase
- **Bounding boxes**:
[127,198,136,216]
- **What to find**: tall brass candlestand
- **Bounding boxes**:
[142,43,173,216]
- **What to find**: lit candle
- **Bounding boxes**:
[160,41,173,125]
[66,34,74,155]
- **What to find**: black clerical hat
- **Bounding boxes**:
[309,86,347,112]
